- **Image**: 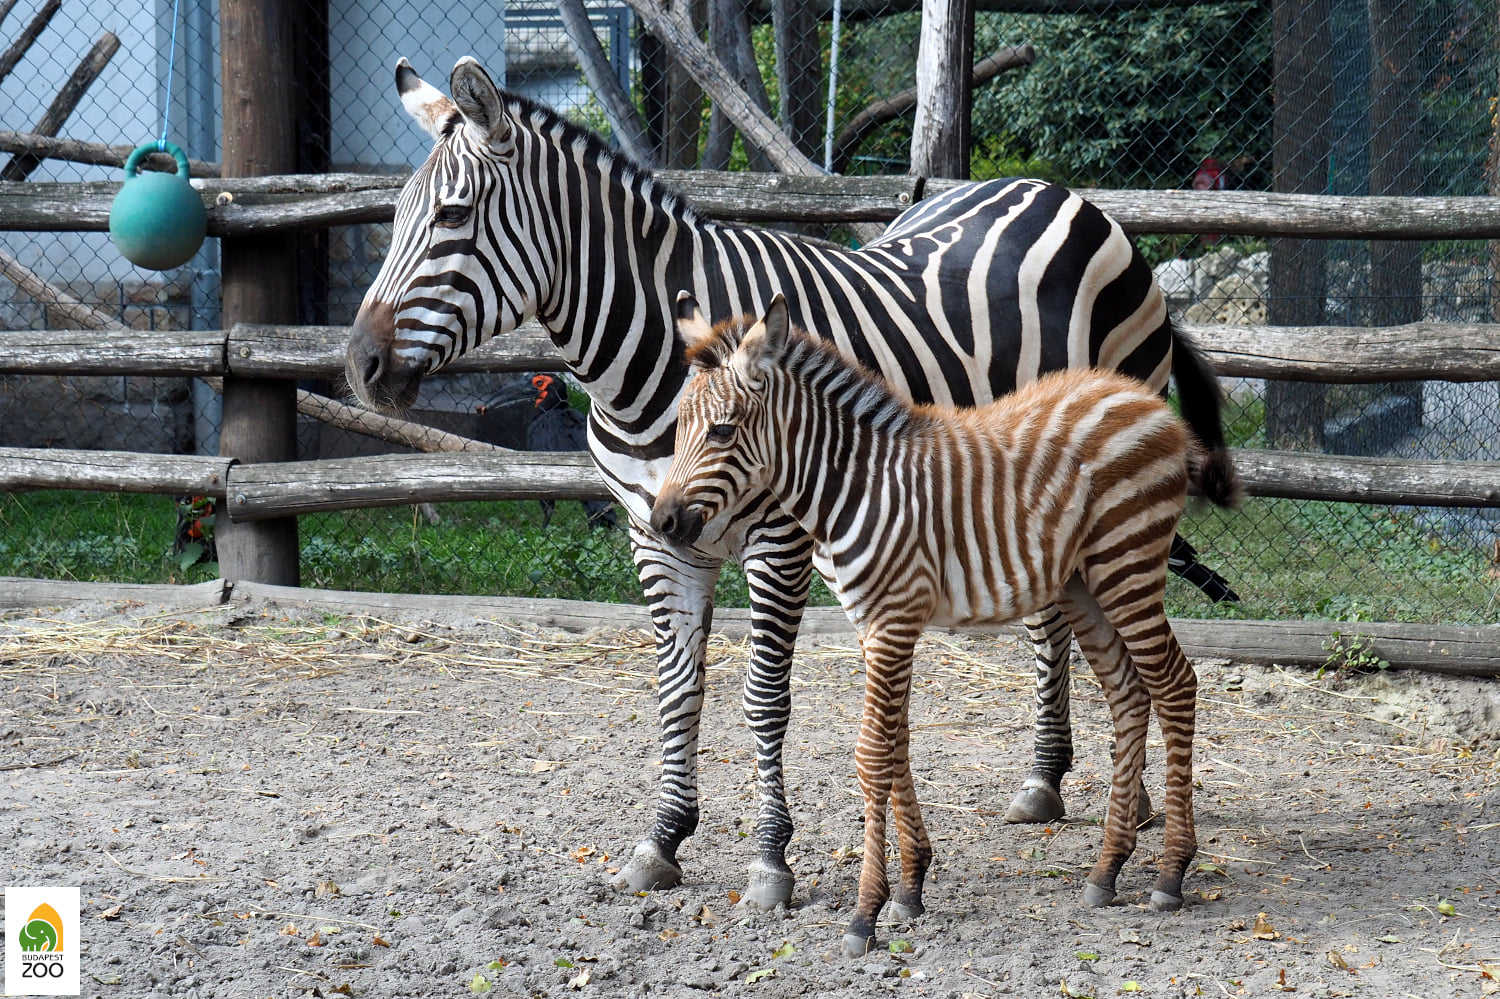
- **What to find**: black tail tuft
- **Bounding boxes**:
[1171,322,1241,509]
[1168,534,1239,604]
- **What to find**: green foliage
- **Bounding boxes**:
[973,6,1271,187]
[1320,631,1391,677]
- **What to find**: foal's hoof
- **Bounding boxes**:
[1082,882,1116,908]
[890,898,925,920]
[1003,779,1066,824]
[842,932,877,958]
[611,841,682,893]
[1149,890,1184,912]
[744,858,795,910]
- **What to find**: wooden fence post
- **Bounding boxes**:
[910,0,975,179]
[218,0,300,586]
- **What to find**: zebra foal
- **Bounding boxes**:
[654,294,1240,956]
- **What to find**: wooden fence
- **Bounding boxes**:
[3,173,1499,671]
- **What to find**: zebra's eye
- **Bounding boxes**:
[707,423,735,442]
[433,203,472,227]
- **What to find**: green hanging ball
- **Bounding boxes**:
[108,142,207,271]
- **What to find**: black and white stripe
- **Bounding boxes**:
[344,57,1236,906]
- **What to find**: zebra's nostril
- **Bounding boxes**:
[361,349,383,388]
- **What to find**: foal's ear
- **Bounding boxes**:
[675,292,717,359]
[396,58,459,141]
[737,293,790,374]
[450,57,514,153]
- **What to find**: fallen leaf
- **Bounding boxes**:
[1269,967,1294,992]
[693,904,717,927]
[279,923,300,937]
[728,890,743,904]
[469,974,492,994]
[889,939,914,954]
[745,968,776,984]
[570,845,597,862]
[555,958,575,968]
[1480,962,1500,981]
[98,905,123,921]
[1438,899,1458,917]
[658,929,680,941]
[772,941,795,959]
[1327,951,1349,971]
[1120,982,1142,992]
[372,935,391,948]
[1376,935,1402,944]
[1119,928,1151,947]
[306,930,323,947]
[330,986,353,997]
[568,968,590,989]
[316,879,341,897]
[1076,951,1099,961]
[1252,913,1280,940]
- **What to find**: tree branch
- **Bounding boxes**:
[555,0,658,168]
[832,44,1034,174]
[0,129,221,177]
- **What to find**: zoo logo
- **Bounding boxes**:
[19,902,65,952]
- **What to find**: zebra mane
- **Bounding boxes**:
[487,88,699,225]
[689,312,916,434]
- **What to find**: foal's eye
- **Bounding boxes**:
[433,203,472,227]
[707,423,735,442]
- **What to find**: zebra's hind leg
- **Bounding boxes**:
[888,685,933,920]
[611,529,724,894]
[739,543,815,910]
[1004,607,1074,824]
[1058,577,1152,908]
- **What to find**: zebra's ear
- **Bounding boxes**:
[396,58,459,141]
[675,292,717,359]
[760,293,791,354]
[450,57,514,152]
[735,294,789,381]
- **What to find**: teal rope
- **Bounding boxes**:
[157,0,183,150]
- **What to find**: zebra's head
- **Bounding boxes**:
[652,292,791,547]
[346,57,549,412]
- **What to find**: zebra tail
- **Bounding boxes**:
[1170,322,1243,510]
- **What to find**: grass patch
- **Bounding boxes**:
[1,488,1492,624]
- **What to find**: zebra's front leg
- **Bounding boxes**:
[887,686,932,921]
[1004,607,1075,824]
[612,528,724,894]
[738,542,814,909]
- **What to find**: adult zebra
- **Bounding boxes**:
[345,57,1237,907]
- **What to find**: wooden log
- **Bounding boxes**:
[1230,448,1500,507]
[1184,322,1500,383]
[0,243,127,332]
[1,31,120,181]
[0,446,233,496]
[555,0,656,168]
[0,327,224,375]
[0,130,220,177]
[0,0,59,86]
[18,176,1500,238]
[217,0,300,588]
[225,322,565,377]
[0,576,229,611]
[295,390,513,455]
[224,451,611,521]
[910,0,976,180]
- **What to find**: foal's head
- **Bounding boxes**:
[650,293,793,546]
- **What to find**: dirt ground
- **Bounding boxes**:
[2,597,1498,999]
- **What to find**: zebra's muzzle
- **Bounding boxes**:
[650,494,705,547]
[346,303,424,413]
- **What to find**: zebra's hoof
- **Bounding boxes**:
[1149,890,1184,912]
[1003,780,1065,824]
[744,858,795,910]
[890,899,925,920]
[1082,882,1116,908]
[611,841,682,893]
[842,932,877,958]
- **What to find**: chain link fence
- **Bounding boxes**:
[1,0,1497,624]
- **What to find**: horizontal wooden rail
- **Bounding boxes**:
[8,172,1500,237]
[4,445,1494,515]
[5,321,1500,384]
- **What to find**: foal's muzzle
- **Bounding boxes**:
[650,493,705,547]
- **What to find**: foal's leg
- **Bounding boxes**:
[1004,607,1075,823]
[1058,577,1152,908]
[843,625,922,957]
[888,685,933,920]
[1078,563,1200,911]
